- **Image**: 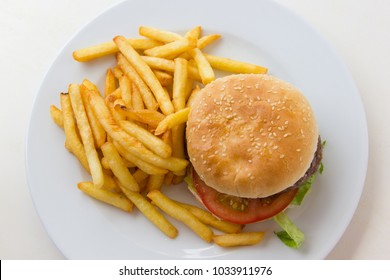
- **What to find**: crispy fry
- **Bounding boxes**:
[144,37,195,58]
[177,202,243,233]
[114,105,164,128]
[172,57,188,111]
[60,92,89,172]
[131,83,145,110]
[118,75,132,107]
[114,36,174,115]
[72,38,161,62]
[189,48,215,84]
[104,68,117,97]
[116,53,158,111]
[101,156,135,170]
[69,84,104,188]
[119,120,172,158]
[213,232,265,247]
[185,26,202,41]
[101,142,140,192]
[145,174,165,193]
[80,85,107,148]
[78,181,133,212]
[148,190,213,242]
[197,34,221,49]
[119,186,178,238]
[204,53,268,74]
[49,105,63,128]
[139,26,182,43]
[154,107,190,135]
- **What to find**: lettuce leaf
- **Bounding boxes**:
[274,141,325,248]
[273,212,305,248]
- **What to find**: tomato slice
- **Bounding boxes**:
[193,170,298,224]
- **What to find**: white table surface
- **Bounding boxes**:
[1,0,389,260]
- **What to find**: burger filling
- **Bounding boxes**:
[186,138,324,225]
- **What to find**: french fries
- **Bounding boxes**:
[101,142,139,192]
[154,107,190,135]
[69,84,104,188]
[177,201,243,234]
[49,105,63,128]
[50,25,269,248]
[147,190,214,242]
[119,186,178,239]
[114,36,174,115]
[73,38,161,62]
[119,120,172,158]
[213,232,265,247]
[78,181,133,212]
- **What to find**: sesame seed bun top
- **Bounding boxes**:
[186,74,319,198]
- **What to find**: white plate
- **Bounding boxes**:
[26,0,368,259]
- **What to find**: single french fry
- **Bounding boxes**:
[101,156,135,170]
[80,85,107,148]
[139,26,182,43]
[197,34,221,49]
[144,37,195,58]
[213,232,265,247]
[114,105,165,128]
[101,142,140,192]
[60,92,90,172]
[50,105,63,128]
[78,181,133,212]
[119,185,178,238]
[204,53,268,74]
[147,190,213,242]
[72,38,162,62]
[119,120,172,158]
[154,107,190,135]
[69,84,104,188]
[185,26,202,41]
[145,174,165,193]
[177,202,243,234]
[189,48,215,84]
[104,68,117,97]
[131,83,145,110]
[118,75,132,107]
[116,53,158,111]
[114,36,174,115]
[172,57,188,111]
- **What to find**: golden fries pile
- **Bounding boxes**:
[50,26,267,247]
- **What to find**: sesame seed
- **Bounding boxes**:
[280,154,285,158]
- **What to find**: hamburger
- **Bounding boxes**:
[185,74,323,226]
